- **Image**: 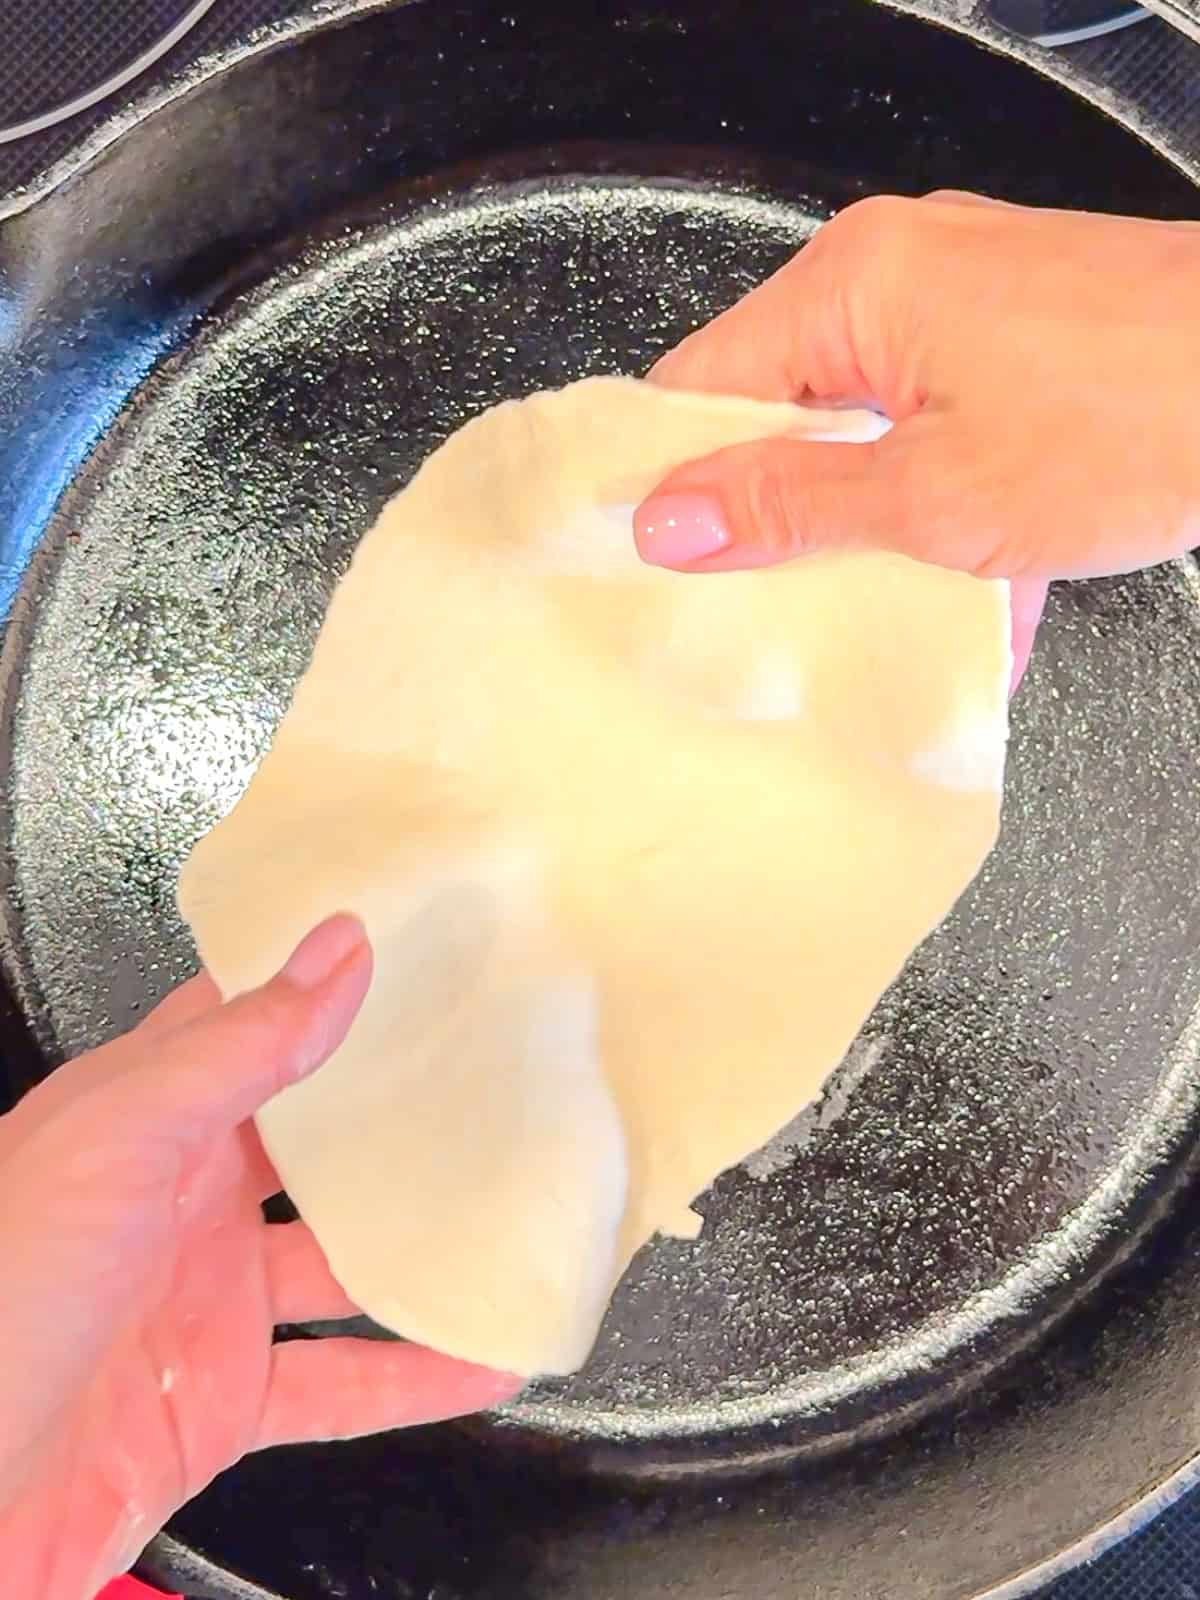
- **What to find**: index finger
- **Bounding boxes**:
[648,202,887,406]
[649,248,818,401]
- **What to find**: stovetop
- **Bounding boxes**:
[2,3,1200,1597]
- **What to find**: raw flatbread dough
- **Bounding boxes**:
[179,377,1010,1377]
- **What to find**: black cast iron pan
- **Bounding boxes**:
[4,2,1200,1596]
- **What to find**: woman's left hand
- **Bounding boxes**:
[0,914,518,1600]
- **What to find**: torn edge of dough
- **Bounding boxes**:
[660,1204,705,1241]
[741,1035,889,1180]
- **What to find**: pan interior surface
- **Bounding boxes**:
[7,146,1200,1471]
[1,2,1200,1598]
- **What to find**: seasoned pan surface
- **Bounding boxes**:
[2,3,1200,1597]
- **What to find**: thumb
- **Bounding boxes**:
[106,913,373,1144]
[634,432,949,574]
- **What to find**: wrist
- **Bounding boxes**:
[0,1442,161,1600]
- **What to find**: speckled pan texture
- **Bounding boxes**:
[4,3,1200,1598]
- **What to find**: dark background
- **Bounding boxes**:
[4,2,1200,1596]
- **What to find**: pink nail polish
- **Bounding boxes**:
[282,914,366,990]
[635,492,732,568]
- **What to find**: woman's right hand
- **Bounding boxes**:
[635,193,1200,684]
[0,918,517,1600]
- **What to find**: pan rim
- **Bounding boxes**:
[980,1449,1200,1597]
[0,0,1194,227]
[143,1444,1200,1600]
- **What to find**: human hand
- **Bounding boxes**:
[0,915,518,1600]
[635,193,1200,687]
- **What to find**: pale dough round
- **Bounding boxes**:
[179,377,1010,1377]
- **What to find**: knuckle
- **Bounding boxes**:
[742,453,810,557]
[922,187,974,206]
[820,197,928,324]
[228,985,315,1089]
[832,193,917,244]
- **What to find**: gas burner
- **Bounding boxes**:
[0,0,217,145]
[987,0,1151,44]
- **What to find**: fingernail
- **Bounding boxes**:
[282,914,367,991]
[634,492,732,567]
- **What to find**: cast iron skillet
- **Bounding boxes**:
[4,2,1200,1596]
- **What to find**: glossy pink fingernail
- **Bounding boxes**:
[282,914,367,990]
[634,492,732,567]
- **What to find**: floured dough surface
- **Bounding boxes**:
[179,377,1010,1377]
